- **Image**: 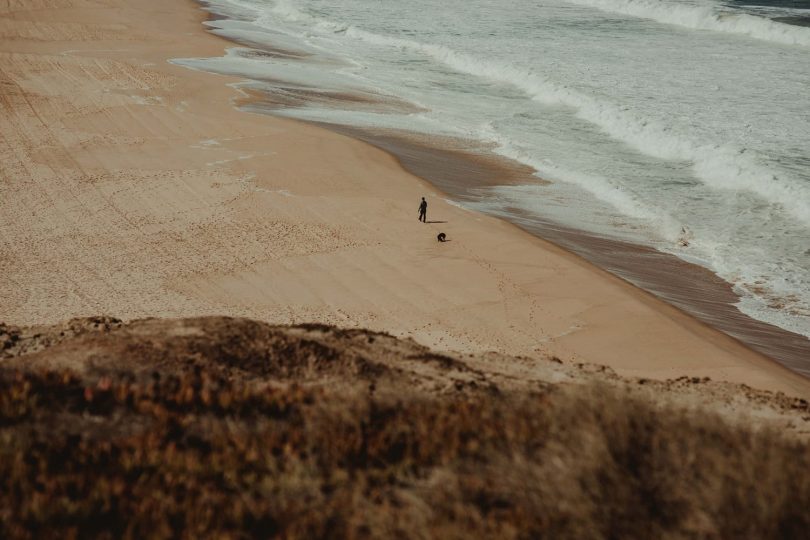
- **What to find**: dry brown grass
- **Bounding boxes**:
[1,362,809,539]
[1,317,809,538]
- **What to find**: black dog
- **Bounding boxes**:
[437,232,446,242]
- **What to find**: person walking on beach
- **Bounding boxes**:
[418,197,427,223]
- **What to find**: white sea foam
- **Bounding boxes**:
[430,51,810,229]
[174,47,361,91]
[474,123,682,238]
[260,0,810,228]
[566,0,810,47]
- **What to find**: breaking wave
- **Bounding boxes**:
[567,0,810,47]
[261,0,810,227]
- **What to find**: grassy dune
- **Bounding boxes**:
[1,317,809,539]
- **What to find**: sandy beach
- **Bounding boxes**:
[2,0,809,398]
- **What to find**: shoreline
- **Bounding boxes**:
[226,90,810,389]
[197,0,810,377]
[2,0,809,398]
[320,124,810,377]
[237,50,810,376]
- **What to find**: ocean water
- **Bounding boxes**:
[179,0,810,338]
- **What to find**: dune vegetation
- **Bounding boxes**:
[1,317,809,539]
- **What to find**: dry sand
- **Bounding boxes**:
[2,0,809,398]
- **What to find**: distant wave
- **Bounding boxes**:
[261,0,810,228]
[566,0,810,47]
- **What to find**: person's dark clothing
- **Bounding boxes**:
[418,199,427,222]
